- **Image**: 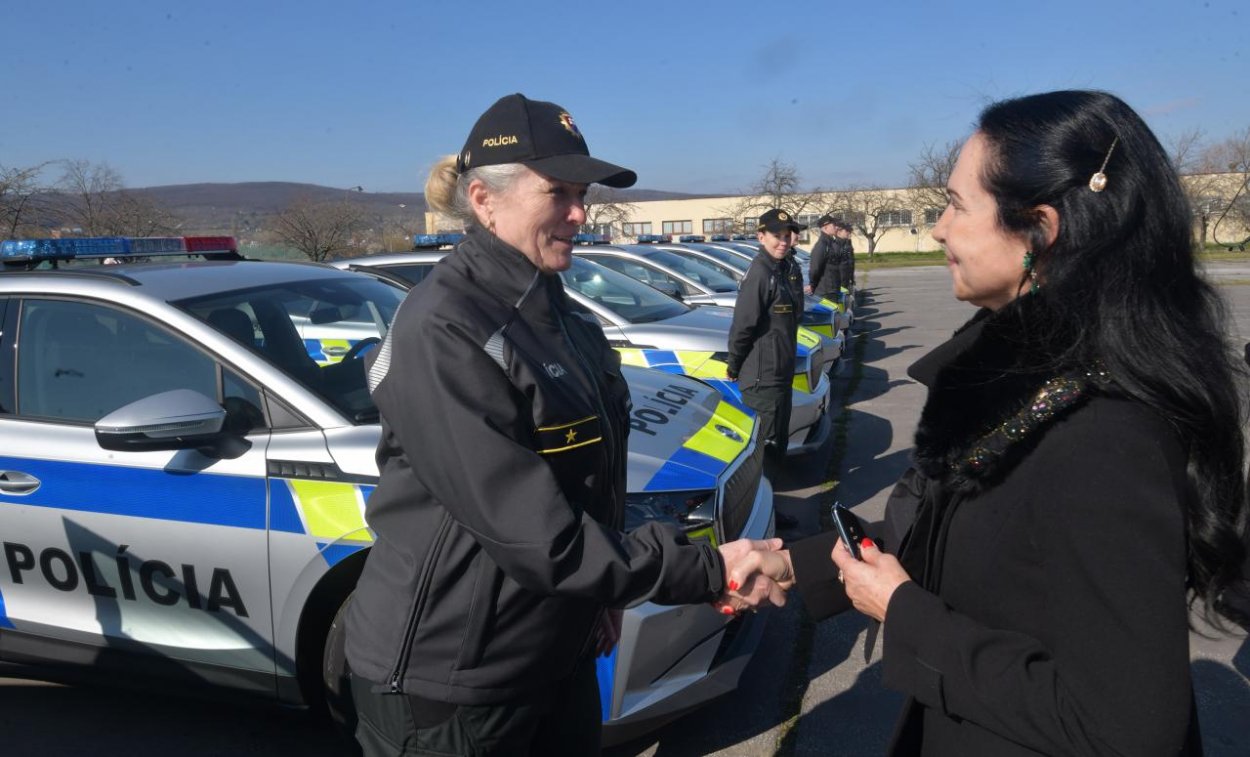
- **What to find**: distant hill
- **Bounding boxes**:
[128,181,708,235]
[128,182,424,234]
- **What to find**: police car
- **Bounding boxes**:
[0,236,774,744]
[336,246,833,456]
[570,242,845,362]
[652,240,854,331]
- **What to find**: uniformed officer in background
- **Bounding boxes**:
[727,208,805,463]
[805,213,842,298]
[834,219,856,292]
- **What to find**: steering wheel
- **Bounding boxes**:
[342,336,382,361]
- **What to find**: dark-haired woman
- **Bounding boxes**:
[736,90,1249,755]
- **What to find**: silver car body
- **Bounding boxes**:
[658,242,854,331]
[574,244,845,362]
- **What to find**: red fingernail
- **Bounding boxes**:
[728,580,739,592]
[861,537,875,550]
[719,605,735,616]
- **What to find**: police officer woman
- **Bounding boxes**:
[727,209,806,462]
[344,94,789,756]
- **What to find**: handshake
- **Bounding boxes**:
[712,538,795,615]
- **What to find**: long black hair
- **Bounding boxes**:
[977,89,1248,626]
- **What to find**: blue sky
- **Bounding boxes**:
[4,0,1247,194]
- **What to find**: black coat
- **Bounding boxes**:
[808,232,842,298]
[346,227,725,704]
[793,296,1201,756]
[726,249,803,387]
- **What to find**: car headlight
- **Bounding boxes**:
[624,490,716,536]
[808,344,823,387]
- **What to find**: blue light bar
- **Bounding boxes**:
[413,233,464,249]
[635,234,672,244]
[709,234,730,241]
[731,234,755,241]
[0,236,236,264]
[572,233,610,245]
[1,237,129,262]
[678,235,706,243]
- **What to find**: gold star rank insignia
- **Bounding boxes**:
[537,416,601,454]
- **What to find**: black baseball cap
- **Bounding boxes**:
[456,94,637,188]
[757,208,806,233]
[816,214,837,228]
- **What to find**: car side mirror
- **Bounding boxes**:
[95,389,243,456]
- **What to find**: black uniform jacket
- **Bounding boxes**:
[345,227,725,705]
[807,232,840,298]
[792,295,1200,756]
[726,249,802,388]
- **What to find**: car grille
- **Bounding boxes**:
[719,442,764,541]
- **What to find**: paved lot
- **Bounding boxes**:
[3,262,1249,755]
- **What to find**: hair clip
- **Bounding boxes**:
[1088,137,1118,192]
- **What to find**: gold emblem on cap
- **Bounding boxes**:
[558,112,583,140]
[778,212,790,221]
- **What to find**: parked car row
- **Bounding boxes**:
[335,249,836,456]
[0,235,776,745]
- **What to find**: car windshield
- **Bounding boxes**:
[646,249,739,292]
[175,275,406,423]
[560,257,691,323]
[687,245,751,275]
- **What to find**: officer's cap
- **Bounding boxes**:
[456,94,637,188]
[757,208,807,234]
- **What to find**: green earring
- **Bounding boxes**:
[1022,251,1039,294]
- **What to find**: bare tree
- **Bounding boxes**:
[719,159,826,233]
[1,162,51,238]
[1203,127,1250,248]
[582,186,638,238]
[1170,128,1250,249]
[52,159,183,236]
[270,198,366,262]
[1169,128,1225,248]
[101,191,183,236]
[907,139,962,221]
[822,186,907,257]
[55,159,125,234]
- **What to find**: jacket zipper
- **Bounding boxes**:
[387,512,454,693]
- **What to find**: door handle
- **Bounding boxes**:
[0,471,41,495]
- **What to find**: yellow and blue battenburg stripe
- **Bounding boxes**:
[642,400,752,492]
[269,479,375,566]
[304,338,355,366]
[802,300,837,338]
[615,343,817,411]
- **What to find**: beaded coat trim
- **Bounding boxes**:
[957,366,1111,479]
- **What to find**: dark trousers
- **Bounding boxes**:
[742,383,792,459]
[838,258,855,288]
[352,657,601,756]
